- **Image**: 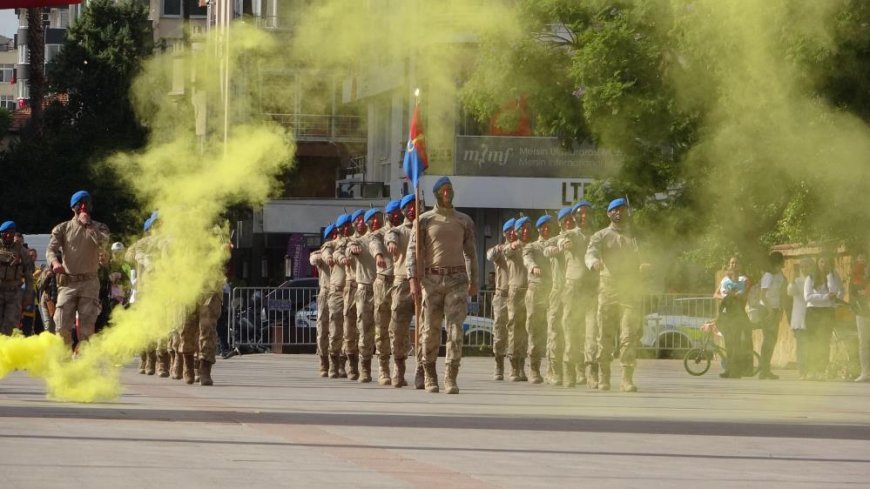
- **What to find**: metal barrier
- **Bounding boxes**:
[229,286,320,353]
[638,294,717,358]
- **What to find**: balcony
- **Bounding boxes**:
[266,113,366,143]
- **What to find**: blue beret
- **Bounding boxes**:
[384,200,400,213]
[572,200,592,213]
[502,218,516,233]
[432,176,452,193]
[70,190,91,208]
[0,221,15,232]
[323,224,335,240]
[535,215,552,228]
[514,216,530,231]
[335,214,350,228]
[364,208,381,223]
[400,194,415,209]
[351,209,365,222]
[607,198,627,212]
[557,207,573,221]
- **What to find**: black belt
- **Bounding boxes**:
[425,266,465,275]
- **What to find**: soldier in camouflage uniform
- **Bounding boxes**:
[347,208,387,383]
[336,209,365,380]
[371,200,400,385]
[545,209,570,385]
[485,218,515,380]
[505,217,530,381]
[323,214,351,378]
[310,224,336,377]
[585,198,646,392]
[522,215,559,384]
[408,177,478,394]
[386,194,416,388]
[0,221,33,336]
[46,191,110,351]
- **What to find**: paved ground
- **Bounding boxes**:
[1,355,869,489]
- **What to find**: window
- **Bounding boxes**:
[163,0,207,17]
[0,96,15,111]
[45,45,61,65]
[0,64,13,83]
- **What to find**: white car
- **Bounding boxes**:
[641,297,716,354]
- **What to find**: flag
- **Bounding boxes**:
[402,103,428,190]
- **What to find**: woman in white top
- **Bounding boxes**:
[803,255,844,380]
[787,258,813,379]
[757,252,786,379]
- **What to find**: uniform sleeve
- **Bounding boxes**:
[486,244,502,263]
[309,250,322,267]
[91,221,110,245]
[463,216,478,289]
[584,231,603,270]
[45,223,65,265]
[369,234,386,258]
[522,243,536,272]
[407,221,419,279]
[386,227,399,246]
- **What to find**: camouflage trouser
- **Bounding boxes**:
[315,287,330,357]
[547,286,564,367]
[597,297,640,368]
[179,291,222,363]
[562,279,598,365]
[327,286,345,356]
[355,283,375,358]
[507,287,527,359]
[491,290,509,357]
[55,279,101,346]
[420,272,468,365]
[389,278,413,360]
[525,282,550,361]
[342,283,358,355]
[373,275,394,358]
[0,287,21,336]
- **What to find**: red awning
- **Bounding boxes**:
[0,0,81,7]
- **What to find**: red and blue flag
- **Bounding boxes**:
[402,103,428,190]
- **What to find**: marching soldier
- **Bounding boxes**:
[585,198,646,392]
[505,216,530,381]
[46,191,111,351]
[486,218,515,380]
[0,221,33,336]
[386,194,417,388]
[371,200,401,385]
[408,177,478,394]
[522,215,558,384]
[545,210,569,385]
[310,224,336,377]
[324,214,351,378]
[347,208,386,383]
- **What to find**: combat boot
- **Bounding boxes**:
[576,363,588,386]
[621,366,637,393]
[445,363,460,394]
[359,356,373,383]
[138,352,147,374]
[528,359,543,384]
[146,351,157,375]
[517,358,528,382]
[598,363,611,391]
[509,357,521,382]
[338,355,348,378]
[586,363,598,389]
[157,351,171,378]
[319,355,329,378]
[392,358,407,388]
[170,351,183,380]
[347,354,360,381]
[414,363,425,390]
[563,362,576,388]
[194,359,201,384]
[424,362,439,393]
[182,354,196,385]
[493,355,505,381]
[328,355,340,378]
[378,357,392,386]
[551,361,563,386]
[199,360,214,386]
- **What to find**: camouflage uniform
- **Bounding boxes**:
[504,242,528,381]
[522,235,557,383]
[386,219,414,387]
[0,241,32,335]
[407,205,477,394]
[545,237,566,384]
[342,233,359,374]
[585,223,643,392]
[347,230,382,383]
[323,238,347,377]
[309,242,332,376]
[558,227,599,387]
[178,289,222,384]
[485,242,510,379]
[46,217,110,347]
[370,224,395,384]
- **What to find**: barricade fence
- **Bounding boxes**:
[228,286,715,357]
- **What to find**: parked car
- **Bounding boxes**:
[641,296,716,357]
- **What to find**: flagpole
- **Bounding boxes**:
[413,88,422,357]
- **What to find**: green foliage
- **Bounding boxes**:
[0,108,10,137]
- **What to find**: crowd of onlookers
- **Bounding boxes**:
[715,251,869,382]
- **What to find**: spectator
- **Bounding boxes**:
[756,251,786,379]
[787,258,813,379]
[715,256,753,378]
[803,255,843,380]
[849,253,869,382]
